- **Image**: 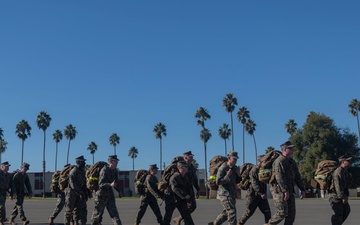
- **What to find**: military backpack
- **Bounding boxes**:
[238,163,254,190]
[134,169,149,195]
[207,155,228,190]
[59,165,76,191]
[157,156,184,192]
[314,160,338,190]
[258,150,282,183]
[86,161,108,192]
[49,170,61,193]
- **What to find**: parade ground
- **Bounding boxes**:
[5,197,359,225]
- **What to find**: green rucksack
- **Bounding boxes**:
[238,163,254,190]
[49,170,61,193]
[134,169,149,195]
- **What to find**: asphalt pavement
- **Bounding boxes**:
[4,197,359,225]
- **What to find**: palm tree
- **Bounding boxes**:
[265,146,275,154]
[15,120,32,166]
[0,139,8,164]
[195,107,211,128]
[64,124,77,164]
[237,106,250,164]
[0,128,4,139]
[348,98,360,142]
[285,119,298,136]
[87,141,98,164]
[36,111,52,198]
[218,123,231,156]
[53,129,63,171]
[109,133,120,155]
[245,119,258,162]
[153,122,167,175]
[200,128,212,199]
[222,93,238,151]
[128,146,138,170]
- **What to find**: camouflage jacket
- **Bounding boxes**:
[186,163,200,192]
[248,165,267,196]
[271,155,305,193]
[98,166,120,193]
[170,172,192,201]
[330,166,350,199]
[145,174,162,199]
[13,171,32,196]
[0,170,16,196]
[216,162,240,197]
[69,166,87,196]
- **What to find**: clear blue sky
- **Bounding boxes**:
[1,0,359,172]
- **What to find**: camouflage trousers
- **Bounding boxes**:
[10,194,27,221]
[64,189,87,225]
[163,193,194,225]
[329,196,351,225]
[50,192,65,220]
[134,194,162,224]
[238,194,271,224]
[91,189,122,225]
[213,195,237,225]
[0,191,7,222]
[268,186,296,225]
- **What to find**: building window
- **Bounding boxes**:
[34,173,43,190]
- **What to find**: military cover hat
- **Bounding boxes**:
[280,141,295,148]
[228,150,239,159]
[149,164,159,170]
[75,155,86,162]
[109,155,119,161]
[338,156,353,162]
[183,151,194,156]
[22,162,30,169]
[1,161,10,167]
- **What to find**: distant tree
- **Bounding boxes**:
[200,127,212,199]
[0,139,8,164]
[218,123,231,156]
[52,129,63,171]
[245,119,258,162]
[0,128,3,139]
[109,133,120,155]
[291,111,360,183]
[222,93,238,150]
[87,141,98,164]
[348,98,360,142]
[64,124,77,164]
[128,146,138,171]
[285,119,298,136]
[237,106,250,164]
[36,111,52,198]
[265,146,275,154]
[153,122,166,175]
[15,120,31,166]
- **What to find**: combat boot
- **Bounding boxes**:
[48,217,54,225]
[8,220,16,225]
[208,223,214,225]
[173,216,182,225]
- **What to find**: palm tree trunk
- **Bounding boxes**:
[21,140,24,166]
[55,143,58,171]
[224,140,227,156]
[160,138,163,176]
[204,141,208,199]
[133,157,135,171]
[43,131,46,198]
[67,140,71,165]
[252,134,258,163]
[357,114,360,144]
[230,112,234,150]
[114,146,116,155]
[93,154,95,164]
[242,125,245,164]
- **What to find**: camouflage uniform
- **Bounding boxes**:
[268,156,305,225]
[328,166,351,225]
[64,162,89,225]
[134,173,163,224]
[91,164,122,225]
[185,163,200,214]
[163,171,194,225]
[0,163,16,224]
[238,165,271,225]
[10,163,32,224]
[213,162,240,225]
[49,191,65,223]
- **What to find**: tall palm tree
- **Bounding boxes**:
[0,128,4,139]
[245,119,258,162]
[222,93,238,151]
[195,107,211,128]
[218,123,231,156]
[237,106,250,164]
[15,120,32,166]
[200,128,212,199]
[64,124,77,164]
[53,129,63,171]
[109,133,120,155]
[348,98,360,142]
[285,119,298,136]
[36,111,52,198]
[153,122,166,175]
[128,146,138,171]
[0,139,8,164]
[87,141,98,164]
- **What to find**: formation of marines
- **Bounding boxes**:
[0,140,354,225]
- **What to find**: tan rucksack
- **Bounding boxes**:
[207,155,228,190]
[59,165,76,191]
[49,170,61,193]
[238,163,254,190]
[134,169,149,195]
[314,160,338,190]
[258,150,282,183]
[86,161,108,192]
[157,156,184,192]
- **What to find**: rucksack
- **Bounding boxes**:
[59,165,76,191]
[207,155,228,190]
[238,163,254,190]
[314,160,338,190]
[157,156,184,192]
[49,170,61,193]
[258,150,282,183]
[134,169,149,195]
[86,161,108,192]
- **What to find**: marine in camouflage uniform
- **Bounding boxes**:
[209,151,241,225]
[0,162,16,225]
[237,156,271,225]
[328,156,352,225]
[64,156,89,225]
[10,162,32,225]
[163,161,194,225]
[134,164,163,225]
[266,141,305,225]
[173,151,200,225]
[91,155,122,225]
